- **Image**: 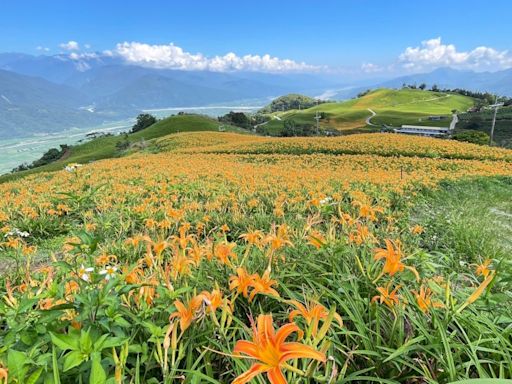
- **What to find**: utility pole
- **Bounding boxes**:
[314,111,321,135]
[489,97,504,146]
[314,99,321,135]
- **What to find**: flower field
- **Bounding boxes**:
[1,132,511,383]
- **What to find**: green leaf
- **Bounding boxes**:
[89,352,106,384]
[63,350,87,372]
[383,335,425,362]
[52,345,61,384]
[80,329,93,354]
[26,367,44,384]
[96,337,127,351]
[8,349,28,380]
[50,332,80,351]
[448,381,512,384]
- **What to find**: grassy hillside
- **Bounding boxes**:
[261,88,475,134]
[0,114,246,183]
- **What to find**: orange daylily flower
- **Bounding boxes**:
[95,253,117,266]
[288,299,343,336]
[265,224,293,252]
[475,259,492,277]
[230,267,257,298]
[169,294,206,332]
[233,314,326,384]
[249,270,279,302]
[374,239,419,281]
[411,225,424,235]
[372,283,401,308]
[200,289,223,312]
[239,230,264,247]
[413,286,443,314]
[214,242,237,265]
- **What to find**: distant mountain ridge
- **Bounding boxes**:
[379,67,512,96]
[0,53,342,138]
[1,51,512,139]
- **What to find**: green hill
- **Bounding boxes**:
[1,114,246,182]
[260,88,475,135]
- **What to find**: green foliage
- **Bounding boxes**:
[259,93,323,113]
[11,144,69,172]
[218,111,252,129]
[131,113,158,133]
[452,130,490,145]
[280,119,317,136]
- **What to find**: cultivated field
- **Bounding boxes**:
[0,132,511,383]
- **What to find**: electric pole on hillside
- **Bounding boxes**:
[314,111,321,135]
[489,97,504,146]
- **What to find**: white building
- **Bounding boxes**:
[394,125,450,137]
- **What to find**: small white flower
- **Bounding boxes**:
[4,228,30,238]
[65,163,83,172]
[320,197,333,206]
[78,264,94,281]
[99,265,118,280]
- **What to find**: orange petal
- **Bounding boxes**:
[233,340,259,359]
[275,322,300,345]
[233,363,269,384]
[267,367,287,384]
[280,342,326,363]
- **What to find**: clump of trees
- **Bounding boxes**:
[452,131,490,145]
[279,120,317,137]
[260,94,327,113]
[131,114,158,133]
[218,111,252,129]
[12,144,69,172]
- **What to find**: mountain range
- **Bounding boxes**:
[1,52,512,139]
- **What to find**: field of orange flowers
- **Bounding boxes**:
[0,132,511,383]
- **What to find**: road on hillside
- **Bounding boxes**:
[450,113,459,130]
[366,108,377,126]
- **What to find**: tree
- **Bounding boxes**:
[465,115,484,130]
[419,83,427,90]
[219,111,251,129]
[431,84,439,92]
[452,131,490,145]
[131,114,157,133]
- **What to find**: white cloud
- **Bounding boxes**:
[399,37,512,71]
[361,62,383,73]
[114,41,318,72]
[36,46,50,52]
[59,40,80,51]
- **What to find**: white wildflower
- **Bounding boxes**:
[99,265,118,280]
[78,264,94,281]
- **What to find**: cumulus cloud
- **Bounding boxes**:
[59,41,80,51]
[114,41,318,72]
[361,62,383,73]
[399,37,512,71]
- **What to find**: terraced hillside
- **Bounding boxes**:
[260,88,475,135]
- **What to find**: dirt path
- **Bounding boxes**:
[366,108,377,126]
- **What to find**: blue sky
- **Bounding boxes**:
[1,0,511,75]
